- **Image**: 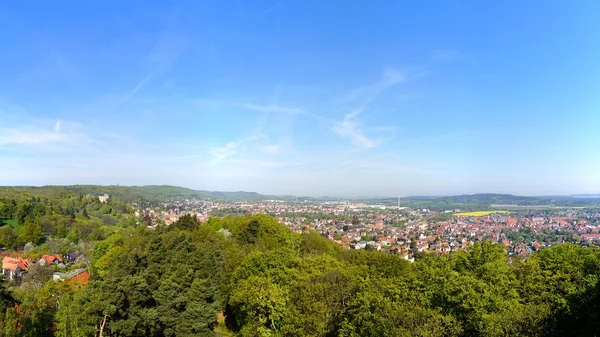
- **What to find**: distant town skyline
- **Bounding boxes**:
[1,1,599,197]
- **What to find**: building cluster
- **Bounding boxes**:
[320,214,598,260]
[139,198,600,261]
[1,251,88,283]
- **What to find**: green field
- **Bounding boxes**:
[0,219,20,230]
[453,210,511,216]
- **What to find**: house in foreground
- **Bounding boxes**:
[39,254,63,266]
[63,250,81,264]
[2,257,32,281]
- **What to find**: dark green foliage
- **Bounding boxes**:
[68,221,228,337]
[0,226,16,249]
[0,278,15,331]
[551,277,600,337]
[172,214,201,231]
[239,219,260,244]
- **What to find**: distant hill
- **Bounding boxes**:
[62,185,287,202]
[368,193,600,209]
[434,193,546,205]
[571,194,600,198]
[1,185,599,208]
[0,186,76,201]
[60,185,200,203]
[0,185,297,203]
[435,193,600,206]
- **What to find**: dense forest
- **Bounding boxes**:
[0,188,599,336]
[0,216,599,335]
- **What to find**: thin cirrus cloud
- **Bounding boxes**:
[209,134,269,162]
[0,119,72,147]
[0,126,69,146]
[108,27,188,113]
[210,140,244,162]
[118,73,153,105]
[238,102,327,121]
[331,68,406,149]
[0,118,112,161]
[332,116,377,149]
[238,103,304,114]
[200,67,408,154]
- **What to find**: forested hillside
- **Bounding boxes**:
[370,193,600,209]
[0,185,295,204]
[0,209,598,336]
[0,189,134,250]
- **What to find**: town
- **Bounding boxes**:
[143,197,600,261]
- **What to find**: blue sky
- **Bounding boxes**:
[1,1,599,197]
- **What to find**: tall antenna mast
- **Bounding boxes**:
[397,194,400,210]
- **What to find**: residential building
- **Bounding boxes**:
[2,257,32,281]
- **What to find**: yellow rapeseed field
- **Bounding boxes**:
[453,210,511,216]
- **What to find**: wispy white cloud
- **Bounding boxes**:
[238,102,327,122]
[382,67,405,86]
[332,116,377,149]
[332,68,406,148]
[0,113,112,156]
[210,134,267,162]
[239,103,303,114]
[356,67,405,114]
[119,73,152,104]
[234,159,303,169]
[0,126,70,146]
[210,141,243,161]
[110,26,188,111]
[0,117,92,147]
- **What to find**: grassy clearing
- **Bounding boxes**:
[0,219,21,230]
[453,210,511,217]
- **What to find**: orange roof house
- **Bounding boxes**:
[2,257,32,281]
[66,271,90,289]
[40,254,63,265]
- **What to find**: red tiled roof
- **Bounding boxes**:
[2,257,31,272]
[67,271,90,287]
[41,254,63,264]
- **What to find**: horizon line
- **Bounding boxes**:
[1,184,599,200]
